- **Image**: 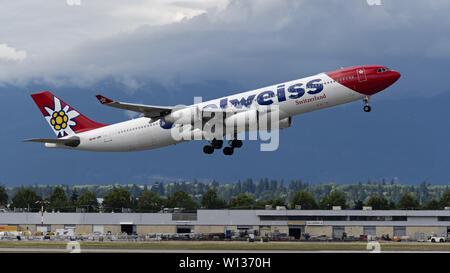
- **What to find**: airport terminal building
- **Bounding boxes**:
[1,209,450,240]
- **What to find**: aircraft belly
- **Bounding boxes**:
[151,127,184,148]
[285,84,363,117]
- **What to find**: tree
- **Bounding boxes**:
[11,188,42,211]
[0,186,8,207]
[69,188,79,210]
[137,191,166,212]
[388,201,397,210]
[201,189,227,209]
[230,193,255,209]
[353,200,364,210]
[290,190,318,209]
[397,193,421,210]
[424,199,441,210]
[70,189,79,203]
[319,191,347,209]
[102,188,132,212]
[167,190,198,211]
[48,186,70,212]
[78,191,99,212]
[265,198,286,208]
[440,191,450,208]
[366,196,390,210]
[151,182,165,196]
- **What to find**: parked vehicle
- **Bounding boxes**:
[427,236,446,243]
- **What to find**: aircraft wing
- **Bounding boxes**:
[22,136,80,147]
[201,108,248,114]
[96,94,178,118]
[96,94,255,121]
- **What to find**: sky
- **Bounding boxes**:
[1,0,450,186]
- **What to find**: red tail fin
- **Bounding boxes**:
[30,91,107,138]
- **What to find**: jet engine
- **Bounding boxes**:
[163,106,200,125]
[224,110,292,131]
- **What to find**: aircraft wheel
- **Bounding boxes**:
[223,147,234,155]
[231,139,243,148]
[363,105,371,112]
[211,139,223,149]
[203,145,214,154]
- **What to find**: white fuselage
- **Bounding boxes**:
[47,73,364,152]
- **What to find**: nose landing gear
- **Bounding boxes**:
[363,96,371,112]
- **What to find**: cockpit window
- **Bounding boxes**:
[377,67,390,73]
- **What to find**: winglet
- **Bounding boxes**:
[96,94,114,104]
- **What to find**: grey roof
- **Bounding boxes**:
[255,209,450,216]
[0,213,173,225]
[0,209,449,226]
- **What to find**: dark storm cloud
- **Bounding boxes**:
[1,0,450,96]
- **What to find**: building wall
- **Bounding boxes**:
[136,225,176,234]
[251,225,260,231]
[103,225,121,234]
[50,225,64,232]
[439,226,448,236]
[225,226,238,231]
[345,226,363,237]
[305,226,332,237]
[194,225,226,234]
[259,226,271,236]
[375,226,393,237]
[76,225,93,234]
[18,224,36,234]
[270,225,289,235]
[406,226,443,239]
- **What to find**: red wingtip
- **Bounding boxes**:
[96,94,114,104]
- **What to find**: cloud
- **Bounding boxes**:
[1,0,450,97]
[0,44,26,61]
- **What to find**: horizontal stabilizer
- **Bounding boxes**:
[22,136,80,147]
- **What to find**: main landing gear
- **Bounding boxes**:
[222,140,243,156]
[203,139,222,154]
[363,96,371,112]
[203,139,242,155]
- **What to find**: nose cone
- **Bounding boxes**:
[391,70,401,83]
[381,70,401,90]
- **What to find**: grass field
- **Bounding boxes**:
[0,240,450,251]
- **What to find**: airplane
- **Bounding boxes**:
[24,65,401,155]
